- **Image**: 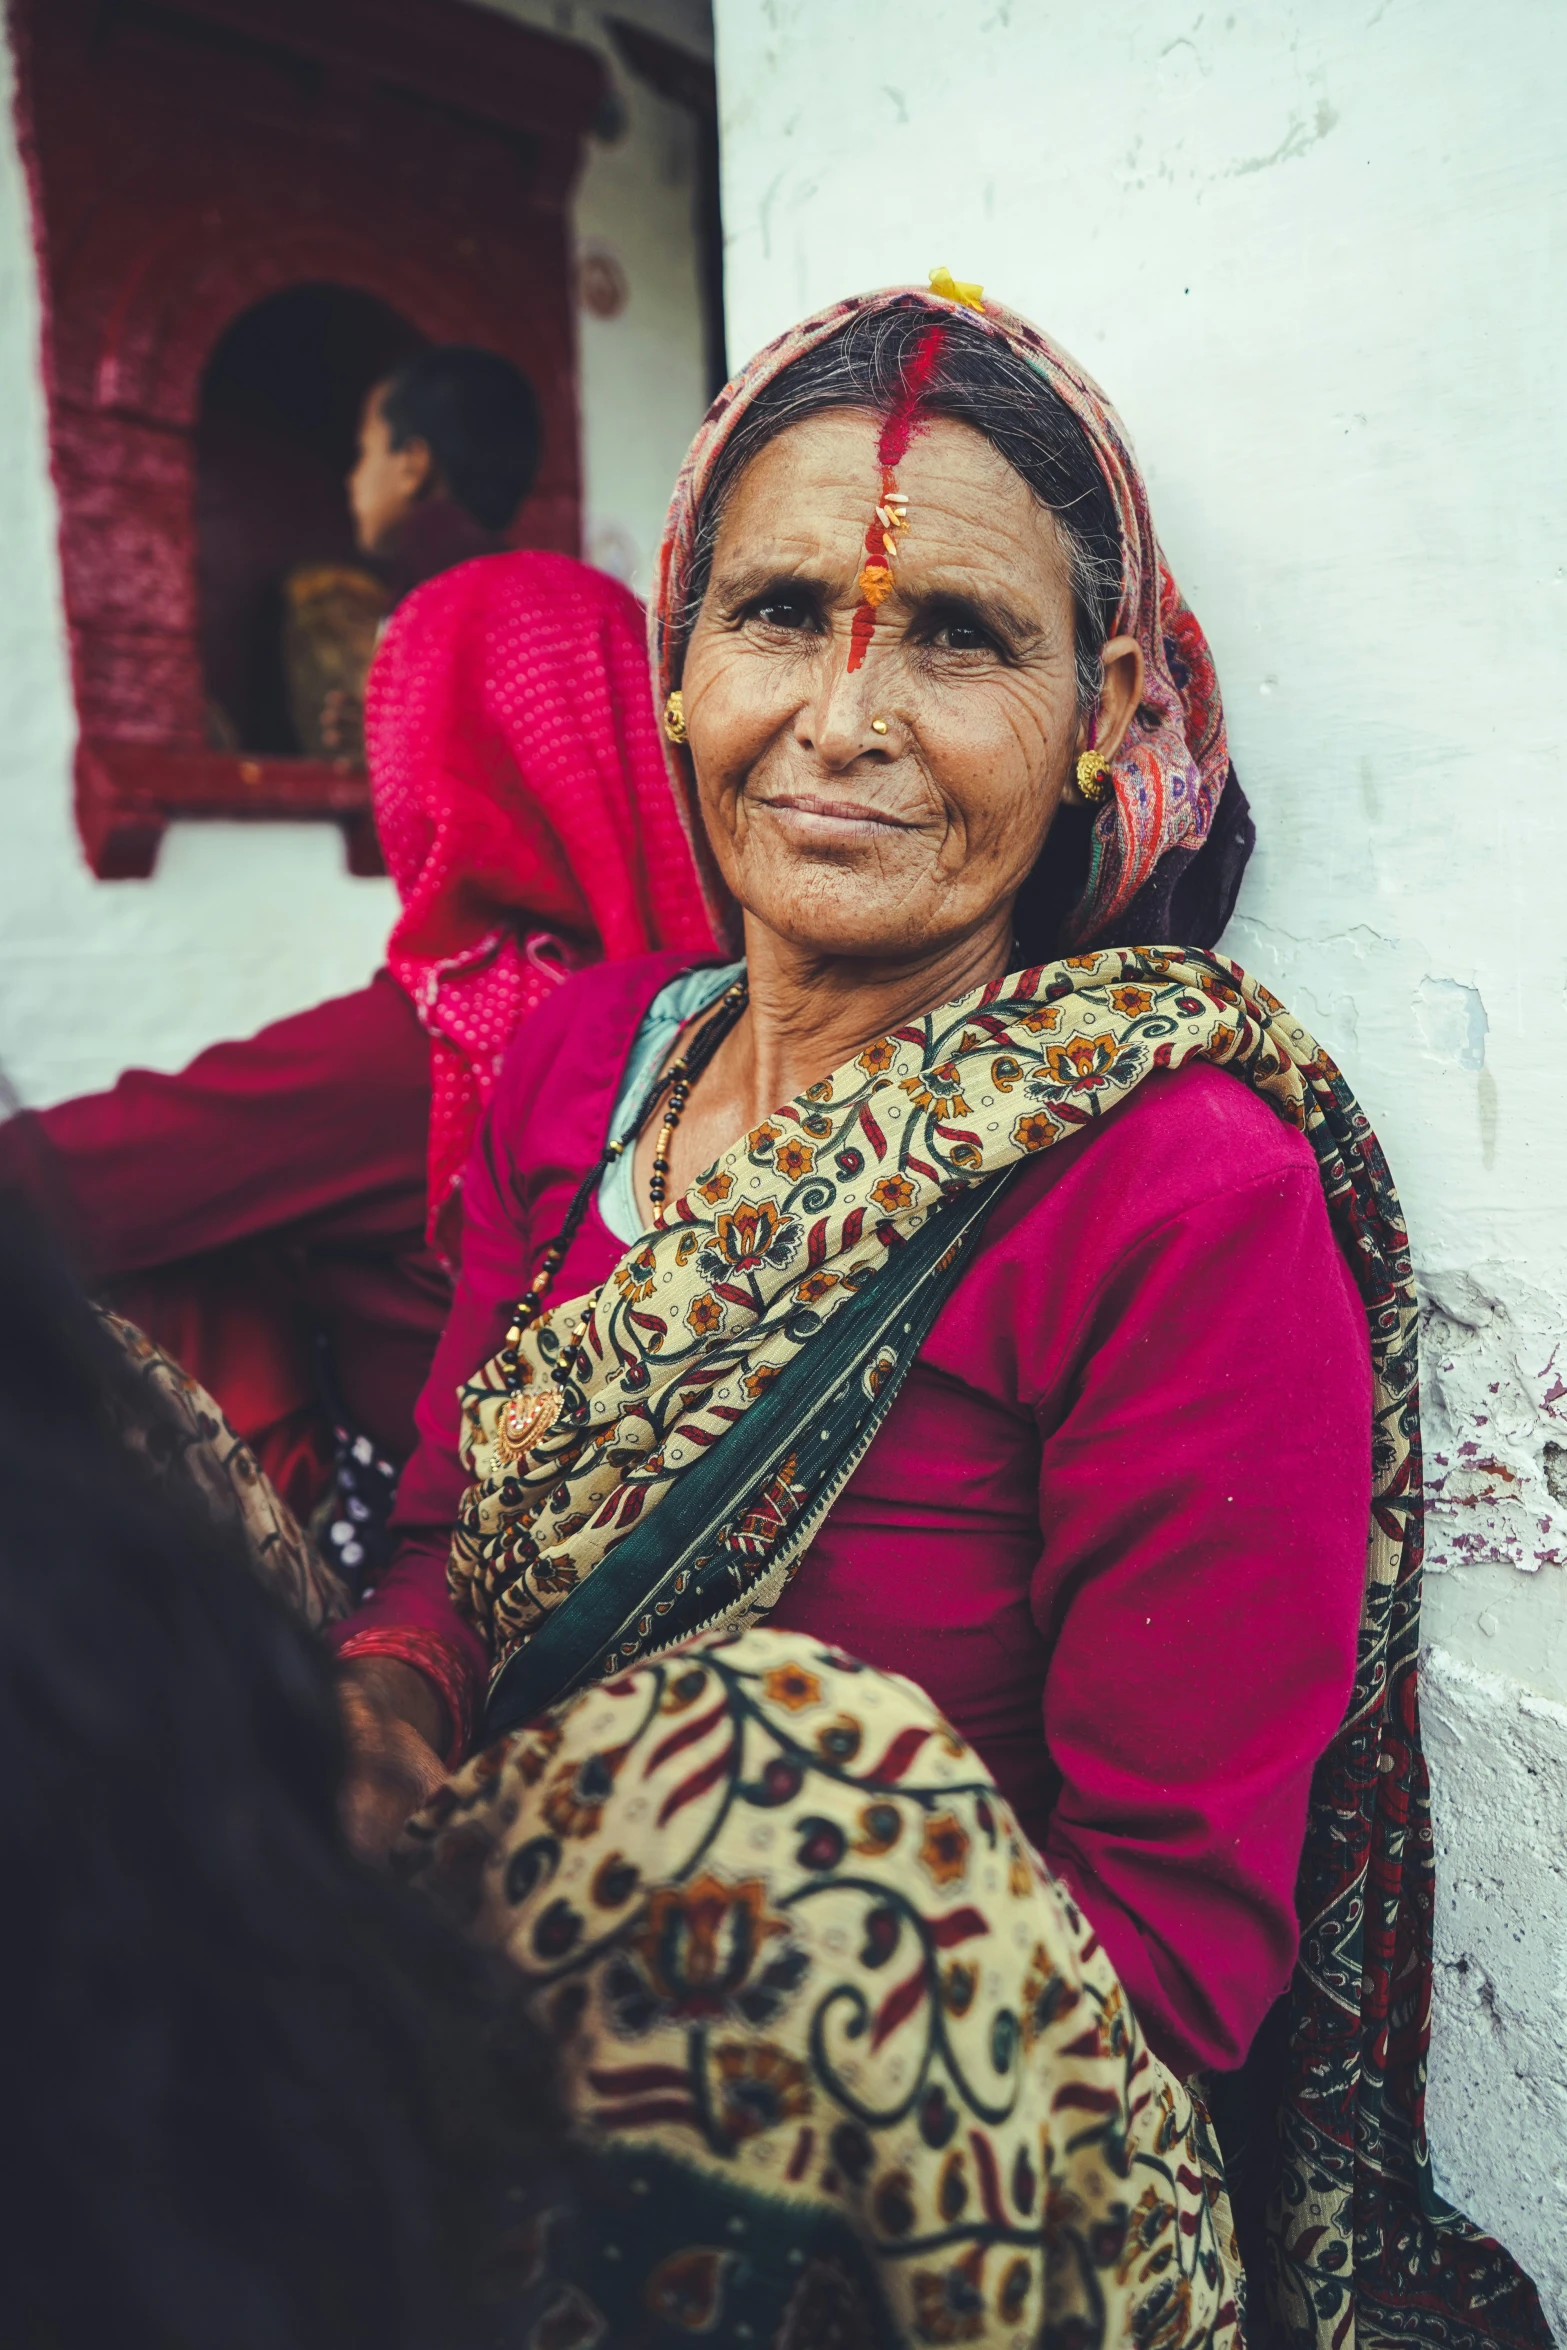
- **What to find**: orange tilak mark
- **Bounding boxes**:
[845,326,946,674]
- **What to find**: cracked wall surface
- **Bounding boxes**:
[713,0,1566,2325]
[1424,1649,1567,2322]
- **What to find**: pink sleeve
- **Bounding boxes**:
[0,974,430,1278]
[1033,1164,1371,2077]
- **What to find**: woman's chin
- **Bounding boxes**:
[743,894,951,966]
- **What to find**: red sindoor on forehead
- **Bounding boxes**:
[874,318,949,469]
[846,319,949,675]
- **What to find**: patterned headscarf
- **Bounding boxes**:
[651,283,1233,949]
[367,551,719,1249]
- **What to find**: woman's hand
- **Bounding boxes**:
[336,1656,450,1865]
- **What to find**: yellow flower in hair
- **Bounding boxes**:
[928,265,985,313]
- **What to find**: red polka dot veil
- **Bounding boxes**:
[366,551,720,1251]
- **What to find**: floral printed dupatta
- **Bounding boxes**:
[449,947,1548,2349]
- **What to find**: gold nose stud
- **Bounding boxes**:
[870,716,889,735]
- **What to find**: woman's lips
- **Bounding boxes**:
[756,791,916,832]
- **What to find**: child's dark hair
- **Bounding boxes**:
[381,346,543,534]
[0,1192,562,2350]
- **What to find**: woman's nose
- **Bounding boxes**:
[796,655,896,767]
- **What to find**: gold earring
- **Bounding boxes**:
[663,689,688,746]
[1075,748,1113,805]
[870,716,889,735]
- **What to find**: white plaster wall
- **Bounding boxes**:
[713,0,1566,2322]
[0,0,713,1109]
[478,0,715,597]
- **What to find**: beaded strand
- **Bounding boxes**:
[500,976,750,1383]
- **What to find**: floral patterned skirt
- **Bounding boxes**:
[399,1626,1244,2349]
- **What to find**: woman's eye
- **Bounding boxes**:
[750,595,816,632]
[932,620,995,654]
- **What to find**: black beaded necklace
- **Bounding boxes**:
[494,975,749,1456]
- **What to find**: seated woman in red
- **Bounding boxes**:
[0,554,717,1544]
[332,287,1543,2343]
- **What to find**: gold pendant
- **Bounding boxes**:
[499,1386,562,1459]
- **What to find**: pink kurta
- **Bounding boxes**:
[342,953,1371,2078]
[0,974,445,1515]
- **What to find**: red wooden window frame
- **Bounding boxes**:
[11,0,606,877]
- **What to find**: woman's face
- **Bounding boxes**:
[347,384,431,557]
[679,408,1140,966]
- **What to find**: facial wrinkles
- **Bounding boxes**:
[684,414,1081,952]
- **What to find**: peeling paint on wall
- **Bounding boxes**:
[1414,975,1487,1072]
[1421,1264,1567,1712]
[1423,1269,1567,1581]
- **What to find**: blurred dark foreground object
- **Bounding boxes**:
[0,1196,566,2350]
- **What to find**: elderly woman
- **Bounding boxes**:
[337,286,1546,2348]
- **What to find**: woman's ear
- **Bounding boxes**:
[1062,636,1145,803]
[1092,637,1145,759]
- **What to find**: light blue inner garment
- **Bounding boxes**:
[596,959,745,1245]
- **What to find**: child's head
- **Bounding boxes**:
[348,346,543,554]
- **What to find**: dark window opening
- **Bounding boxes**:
[195,283,425,755]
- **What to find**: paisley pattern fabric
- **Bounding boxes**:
[649,283,1231,950]
[399,1625,1244,2349]
[448,947,1549,2348]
